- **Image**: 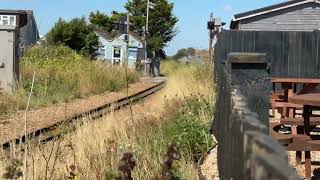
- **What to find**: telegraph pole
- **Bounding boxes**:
[126,12,130,67]
[144,0,150,76]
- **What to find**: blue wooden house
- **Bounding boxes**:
[94,28,144,69]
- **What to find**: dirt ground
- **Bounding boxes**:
[288,150,320,179]
[270,109,320,179]
[200,145,219,180]
[0,79,161,145]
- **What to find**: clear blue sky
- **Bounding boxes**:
[1,0,286,55]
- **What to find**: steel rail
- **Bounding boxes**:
[1,81,165,154]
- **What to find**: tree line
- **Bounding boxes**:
[45,0,178,57]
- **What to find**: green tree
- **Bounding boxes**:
[89,11,126,33]
[89,1,178,51]
[125,0,178,51]
[89,11,113,32]
[173,47,196,60]
[46,17,98,56]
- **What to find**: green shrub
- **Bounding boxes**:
[127,96,215,179]
[163,97,215,160]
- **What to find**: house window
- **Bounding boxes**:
[113,47,122,65]
[99,46,106,57]
[113,47,121,58]
[129,49,137,59]
[10,16,15,25]
[0,15,16,26]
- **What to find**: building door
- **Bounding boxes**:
[0,28,17,92]
[128,48,138,69]
[112,46,122,65]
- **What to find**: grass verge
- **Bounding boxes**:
[0,46,139,116]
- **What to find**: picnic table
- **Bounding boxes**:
[271,78,320,118]
[270,78,320,170]
[287,93,320,179]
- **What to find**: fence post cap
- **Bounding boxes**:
[227,52,268,64]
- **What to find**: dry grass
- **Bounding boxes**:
[1,61,215,180]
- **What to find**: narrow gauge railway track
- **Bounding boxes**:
[1,81,165,155]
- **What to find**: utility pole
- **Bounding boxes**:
[126,12,130,67]
[143,0,150,76]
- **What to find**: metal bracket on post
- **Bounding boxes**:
[208,14,226,64]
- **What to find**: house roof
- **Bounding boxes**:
[0,9,26,14]
[94,26,114,41]
[94,27,144,43]
[128,32,144,43]
[230,0,320,29]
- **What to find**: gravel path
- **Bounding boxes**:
[288,151,320,179]
[200,144,219,180]
[0,80,159,145]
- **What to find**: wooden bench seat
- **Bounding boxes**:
[270,102,303,108]
[280,117,320,126]
[270,93,282,101]
[269,122,320,147]
[287,139,320,151]
[269,122,293,145]
[309,140,320,150]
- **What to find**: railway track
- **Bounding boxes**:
[1,81,165,153]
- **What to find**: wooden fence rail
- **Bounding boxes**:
[212,52,300,180]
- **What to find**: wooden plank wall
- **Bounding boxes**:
[239,5,320,31]
[214,30,320,79]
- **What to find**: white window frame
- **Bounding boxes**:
[99,46,106,58]
[128,48,138,60]
[112,46,122,65]
[0,15,16,26]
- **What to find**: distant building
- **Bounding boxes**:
[230,0,320,31]
[178,49,208,64]
[195,49,209,61]
[0,9,39,53]
[94,28,144,69]
[0,9,39,92]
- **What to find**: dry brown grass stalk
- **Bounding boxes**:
[1,61,214,180]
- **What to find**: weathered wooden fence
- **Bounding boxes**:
[214,30,320,79]
[213,52,300,179]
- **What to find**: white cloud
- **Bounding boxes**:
[223,4,233,12]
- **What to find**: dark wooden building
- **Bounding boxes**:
[230,0,320,31]
[0,9,39,48]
